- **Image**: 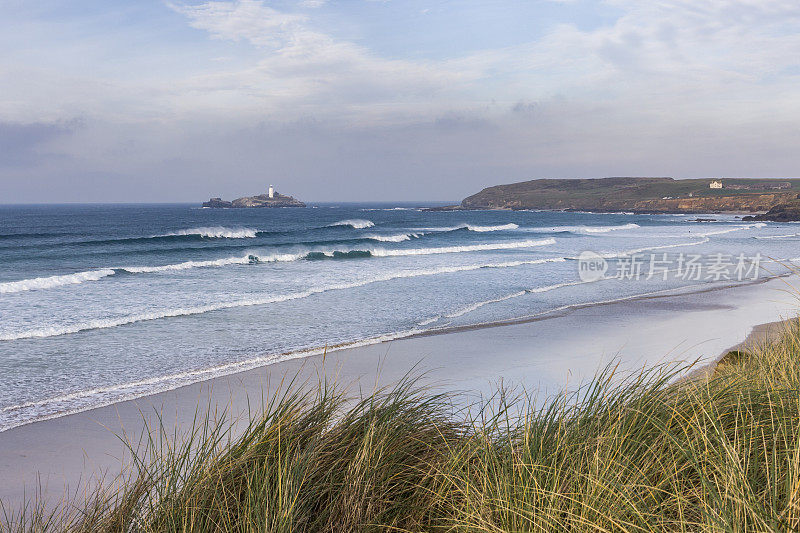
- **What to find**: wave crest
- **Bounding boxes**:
[0,257,565,341]
[0,269,116,294]
[419,223,519,233]
[161,226,257,239]
[365,233,423,242]
[327,219,375,229]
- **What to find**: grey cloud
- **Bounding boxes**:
[0,121,77,168]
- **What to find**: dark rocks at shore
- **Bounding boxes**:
[203,197,233,208]
[743,198,800,222]
[203,192,306,208]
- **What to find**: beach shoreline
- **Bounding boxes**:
[0,274,797,507]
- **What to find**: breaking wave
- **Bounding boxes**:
[2,238,558,293]
[581,223,640,233]
[369,238,554,257]
[365,233,423,242]
[117,256,254,273]
[0,269,116,294]
[525,223,641,234]
[1,257,566,341]
[419,223,519,233]
[464,223,519,232]
[253,238,556,262]
[160,227,258,239]
[326,219,375,229]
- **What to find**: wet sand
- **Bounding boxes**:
[0,275,798,507]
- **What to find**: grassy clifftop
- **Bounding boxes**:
[460,177,800,213]
[8,318,800,531]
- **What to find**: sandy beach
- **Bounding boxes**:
[1,275,798,507]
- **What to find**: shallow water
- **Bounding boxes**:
[1,203,797,430]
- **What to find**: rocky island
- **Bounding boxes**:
[203,186,305,208]
[448,177,800,215]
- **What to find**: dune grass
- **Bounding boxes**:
[5,319,800,532]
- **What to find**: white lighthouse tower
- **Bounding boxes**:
[268,185,274,199]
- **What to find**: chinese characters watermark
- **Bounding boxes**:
[578,252,761,282]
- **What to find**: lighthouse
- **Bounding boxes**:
[268,185,274,199]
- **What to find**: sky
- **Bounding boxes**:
[1,0,800,203]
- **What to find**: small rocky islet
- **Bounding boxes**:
[203,186,305,208]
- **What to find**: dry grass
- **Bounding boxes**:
[4,319,800,532]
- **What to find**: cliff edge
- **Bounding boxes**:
[459,177,800,214]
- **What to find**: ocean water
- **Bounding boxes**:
[1,203,798,431]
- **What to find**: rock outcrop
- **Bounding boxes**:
[203,192,305,208]
[743,197,800,221]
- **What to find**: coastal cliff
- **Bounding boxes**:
[458,177,800,214]
[203,192,306,208]
[743,197,800,221]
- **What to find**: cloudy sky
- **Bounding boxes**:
[2,0,799,203]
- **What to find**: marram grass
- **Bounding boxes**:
[5,319,800,532]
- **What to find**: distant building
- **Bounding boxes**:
[268,185,275,198]
[709,180,723,189]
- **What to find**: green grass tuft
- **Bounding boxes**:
[5,319,800,532]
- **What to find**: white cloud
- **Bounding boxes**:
[166,0,470,121]
[4,0,800,201]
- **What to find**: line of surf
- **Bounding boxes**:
[364,232,424,242]
[159,226,258,239]
[0,269,117,294]
[0,257,566,342]
[0,327,424,433]
[416,223,519,233]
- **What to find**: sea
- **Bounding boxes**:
[1,203,799,431]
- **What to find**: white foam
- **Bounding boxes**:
[0,257,565,342]
[161,226,258,239]
[445,291,527,319]
[465,223,519,232]
[370,238,555,257]
[0,269,116,294]
[691,224,761,237]
[596,238,710,258]
[83,238,554,277]
[327,219,375,229]
[118,256,253,273]
[581,223,640,233]
[364,233,423,242]
[418,223,519,233]
[444,279,604,320]
[0,327,425,432]
[525,223,640,234]
[756,233,799,240]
